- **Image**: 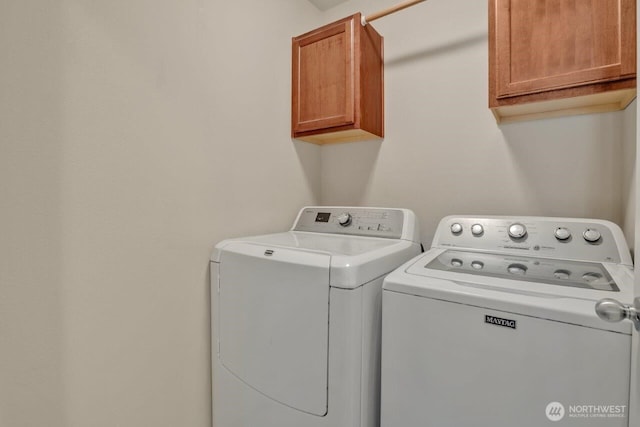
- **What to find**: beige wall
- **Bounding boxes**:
[320,0,636,247]
[0,1,636,426]
[0,1,321,426]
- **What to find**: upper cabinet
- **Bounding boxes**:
[292,13,384,144]
[489,0,637,123]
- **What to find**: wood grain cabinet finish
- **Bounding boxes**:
[489,0,637,123]
[292,13,384,144]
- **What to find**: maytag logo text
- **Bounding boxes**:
[485,315,517,329]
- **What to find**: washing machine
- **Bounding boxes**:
[210,206,421,427]
[381,216,634,427]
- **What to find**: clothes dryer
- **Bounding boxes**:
[211,206,421,427]
[381,216,634,427]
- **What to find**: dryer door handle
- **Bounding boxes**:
[595,297,640,331]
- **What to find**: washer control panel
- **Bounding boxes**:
[434,216,631,264]
[293,207,405,239]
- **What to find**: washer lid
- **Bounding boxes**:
[213,231,398,257]
[212,232,419,288]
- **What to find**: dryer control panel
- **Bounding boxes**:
[433,216,632,265]
[293,207,412,240]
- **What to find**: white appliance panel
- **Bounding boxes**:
[212,270,372,427]
[231,232,399,256]
[381,290,631,427]
[425,249,619,291]
[433,216,631,265]
[292,207,410,240]
[219,242,331,416]
[213,233,418,289]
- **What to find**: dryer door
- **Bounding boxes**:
[218,242,330,416]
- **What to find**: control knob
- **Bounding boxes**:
[583,228,601,243]
[471,261,484,270]
[507,263,527,275]
[508,223,527,239]
[582,272,603,283]
[471,224,484,236]
[554,227,571,241]
[336,213,352,227]
[450,223,463,234]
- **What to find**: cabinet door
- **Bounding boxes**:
[492,0,636,99]
[292,19,355,133]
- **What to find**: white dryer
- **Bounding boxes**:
[211,206,421,427]
[381,216,634,427]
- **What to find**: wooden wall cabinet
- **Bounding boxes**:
[489,0,637,123]
[292,13,384,144]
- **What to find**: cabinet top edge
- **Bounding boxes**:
[292,12,363,40]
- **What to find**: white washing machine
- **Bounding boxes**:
[210,206,421,427]
[381,216,634,427]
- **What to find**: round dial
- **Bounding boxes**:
[451,258,463,267]
[471,224,484,236]
[582,272,604,283]
[507,263,527,275]
[554,227,571,241]
[553,269,571,280]
[450,223,463,234]
[471,261,484,270]
[508,223,527,239]
[336,212,352,227]
[583,228,601,243]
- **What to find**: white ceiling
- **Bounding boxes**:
[307,0,350,11]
